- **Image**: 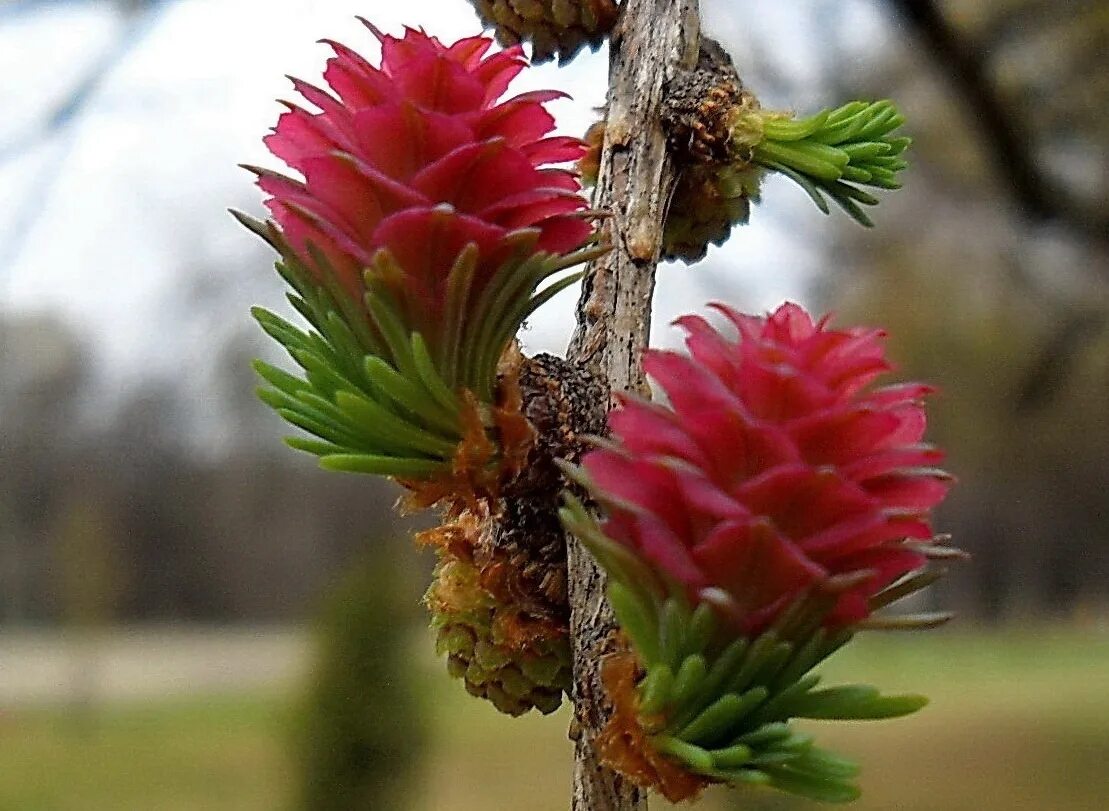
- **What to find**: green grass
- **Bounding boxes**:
[0,696,290,811]
[2,627,1107,810]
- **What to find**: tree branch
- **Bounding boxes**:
[564,1,701,809]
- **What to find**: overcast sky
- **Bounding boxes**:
[0,0,883,428]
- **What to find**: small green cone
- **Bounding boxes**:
[657,39,764,263]
[470,0,620,64]
[424,518,571,716]
[578,116,761,264]
[662,163,762,263]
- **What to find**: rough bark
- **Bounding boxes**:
[486,354,609,621]
[564,1,701,809]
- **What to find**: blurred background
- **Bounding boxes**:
[1,0,1107,809]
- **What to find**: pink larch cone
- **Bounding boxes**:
[581,302,952,633]
[248,22,594,397]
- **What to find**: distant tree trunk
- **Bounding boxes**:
[565,1,701,808]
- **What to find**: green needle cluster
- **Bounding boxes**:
[245,241,469,480]
[611,586,926,804]
[559,492,958,804]
[237,212,602,481]
[751,100,911,227]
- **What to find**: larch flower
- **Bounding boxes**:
[240,23,600,489]
[260,24,589,295]
[561,302,958,803]
[581,302,949,632]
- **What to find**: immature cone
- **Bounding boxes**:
[562,302,955,802]
[663,164,760,263]
[423,513,570,716]
[578,119,606,187]
[470,0,620,64]
[258,23,591,314]
[579,114,759,264]
[660,40,763,263]
[658,39,913,261]
[427,352,606,715]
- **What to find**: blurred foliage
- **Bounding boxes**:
[947,0,1109,152]
[296,546,427,811]
[0,0,1105,631]
[0,313,403,624]
[894,0,1109,237]
[55,495,124,628]
[0,629,1105,810]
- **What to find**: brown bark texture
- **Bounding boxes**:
[564,1,702,809]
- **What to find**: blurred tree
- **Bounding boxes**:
[883,0,1109,408]
[53,491,125,731]
[0,0,1104,633]
[0,312,88,621]
[55,493,124,628]
[0,307,405,625]
[889,0,1109,246]
[0,0,168,274]
[296,545,427,811]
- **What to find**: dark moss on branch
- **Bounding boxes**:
[489,353,608,620]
